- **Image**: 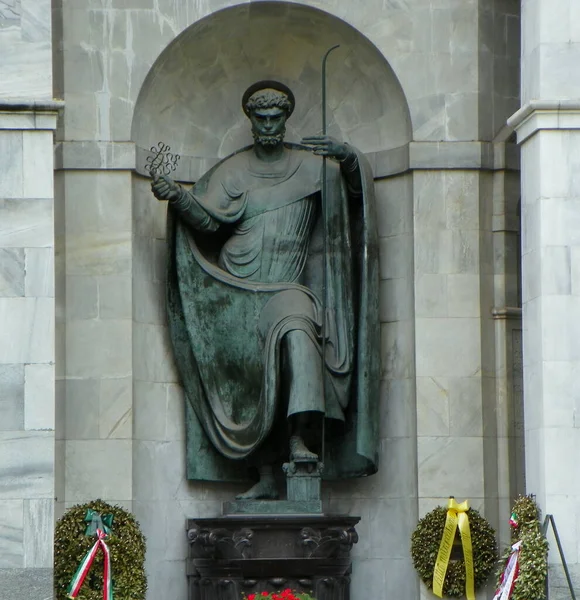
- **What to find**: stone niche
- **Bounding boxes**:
[132,2,412,177]
[130,3,414,599]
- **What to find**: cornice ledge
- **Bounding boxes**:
[0,98,65,112]
[508,99,580,144]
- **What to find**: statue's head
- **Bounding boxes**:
[242,81,295,147]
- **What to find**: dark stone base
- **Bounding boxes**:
[223,500,323,515]
[187,515,359,600]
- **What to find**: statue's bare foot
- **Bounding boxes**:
[290,435,318,461]
[235,478,279,500]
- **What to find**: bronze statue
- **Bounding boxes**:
[151,81,379,500]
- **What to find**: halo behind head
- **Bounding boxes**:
[242,80,295,118]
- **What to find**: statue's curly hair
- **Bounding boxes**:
[245,89,292,116]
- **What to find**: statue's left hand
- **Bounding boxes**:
[301,135,349,161]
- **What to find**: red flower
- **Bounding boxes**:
[248,595,256,600]
[261,592,270,597]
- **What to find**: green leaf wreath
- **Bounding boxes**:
[54,499,147,600]
[496,495,548,600]
[411,505,498,597]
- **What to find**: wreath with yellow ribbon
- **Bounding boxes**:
[411,498,498,598]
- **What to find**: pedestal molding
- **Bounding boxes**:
[508,100,580,144]
[0,99,63,131]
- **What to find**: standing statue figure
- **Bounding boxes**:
[151,81,379,500]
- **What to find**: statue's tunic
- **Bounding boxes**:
[166,144,380,482]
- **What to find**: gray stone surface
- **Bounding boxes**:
[0,568,52,600]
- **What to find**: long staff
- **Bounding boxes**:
[320,44,340,465]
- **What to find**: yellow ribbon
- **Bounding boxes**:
[432,498,475,600]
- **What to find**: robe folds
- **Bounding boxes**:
[166,143,380,482]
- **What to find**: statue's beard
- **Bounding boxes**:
[253,129,285,147]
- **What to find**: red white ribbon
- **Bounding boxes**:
[493,540,522,600]
[67,528,113,600]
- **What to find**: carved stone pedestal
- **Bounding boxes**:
[187,515,359,600]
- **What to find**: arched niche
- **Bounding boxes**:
[131,1,412,179]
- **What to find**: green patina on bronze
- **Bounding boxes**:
[151,81,380,498]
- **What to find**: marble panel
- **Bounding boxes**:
[133,440,189,501]
[0,132,22,198]
[447,274,481,317]
[380,378,416,439]
[61,92,98,141]
[374,174,413,238]
[0,364,24,430]
[377,437,417,499]
[379,235,413,280]
[570,246,580,296]
[21,0,50,43]
[448,376,483,437]
[445,92,479,141]
[65,379,100,440]
[418,436,484,498]
[445,171,479,230]
[0,431,54,499]
[381,321,415,380]
[65,231,131,276]
[55,141,136,170]
[132,176,168,239]
[416,376,450,437]
[133,323,179,383]
[349,558,386,600]
[64,171,131,235]
[133,380,169,441]
[415,317,481,377]
[98,275,131,320]
[380,277,413,322]
[166,384,185,442]
[22,131,53,199]
[0,567,52,600]
[133,277,165,325]
[0,297,53,364]
[368,498,416,559]
[413,170,445,231]
[435,50,478,95]
[65,276,98,320]
[543,430,580,497]
[539,43,580,99]
[0,248,24,297]
[24,248,54,297]
[144,558,186,600]
[0,499,23,568]
[415,273,447,318]
[439,229,480,274]
[544,494,580,564]
[24,363,54,431]
[0,34,51,100]
[64,440,131,503]
[540,246,571,296]
[100,377,132,439]
[0,198,52,248]
[23,499,52,568]
[66,319,131,378]
[540,295,580,362]
[537,198,580,249]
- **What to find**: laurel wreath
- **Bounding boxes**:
[411,505,498,597]
[496,495,548,600]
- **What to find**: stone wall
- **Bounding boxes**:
[50,1,524,600]
[0,2,57,598]
[510,0,580,593]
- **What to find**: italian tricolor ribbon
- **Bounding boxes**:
[432,498,475,600]
[493,541,522,600]
[67,510,114,600]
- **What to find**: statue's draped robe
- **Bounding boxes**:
[166,144,380,481]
